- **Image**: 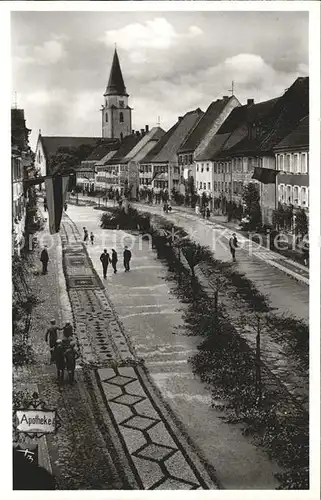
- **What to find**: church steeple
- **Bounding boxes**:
[102,49,132,139]
[105,49,128,97]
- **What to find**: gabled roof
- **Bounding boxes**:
[122,126,165,163]
[146,109,204,163]
[140,121,181,164]
[95,150,118,167]
[178,97,234,154]
[274,115,309,151]
[259,77,309,152]
[105,49,128,97]
[195,134,231,161]
[85,140,119,161]
[39,136,102,158]
[196,97,280,161]
[105,134,141,164]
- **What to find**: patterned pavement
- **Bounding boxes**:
[60,214,218,490]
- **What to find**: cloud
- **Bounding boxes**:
[101,17,202,51]
[14,35,68,67]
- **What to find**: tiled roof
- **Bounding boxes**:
[195,133,231,161]
[40,136,102,158]
[85,140,119,161]
[105,49,128,97]
[122,126,166,162]
[95,150,118,166]
[259,77,309,151]
[149,109,204,163]
[139,121,181,164]
[105,134,142,164]
[178,98,232,154]
[273,115,309,151]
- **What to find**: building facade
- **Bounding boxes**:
[274,116,309,211]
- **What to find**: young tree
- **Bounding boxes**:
[182,242,206,277]
[295,208,308,237]
[242,183,262,230]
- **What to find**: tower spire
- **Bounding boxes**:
[105,49,128,97]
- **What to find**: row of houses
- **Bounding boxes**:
[34,49,309,226]
[11,108,34,250]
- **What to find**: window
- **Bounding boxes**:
[208,182,211,190]
[286,185,292,204]
[279,184,285,203]
[293,154,299,174]
[189,154,193,164]
[218,181,221,191]
[206,163,209,172]
[214,181,217,191]
[301,153,307,174]
[119,100,124,108]
[196,165,199,172]
[200,182,202,189]
[280,155,284,171]
[119,112,124,123]
[105,113,108,123]
[301,187,307,207]
[285,154,290,172]
[293,186,299,205]
[214,163,217,173]
[120,132,123,141]
[201,163,204,172]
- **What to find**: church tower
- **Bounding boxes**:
[102,49,132,140]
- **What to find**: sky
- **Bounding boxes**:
[11,11,308,150]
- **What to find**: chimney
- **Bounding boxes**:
[145,125,149,133]
[132,130,135,135]
[141,129,145,136]
[136,131,140,137]
[223,96,228,100]
[247,99,254,106]
[178,116,183,121]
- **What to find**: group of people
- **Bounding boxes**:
[100,246,132,278]
[83,227,94,245]
[45,319,79,384]
[200,206,211,219]
[163,202,172,213]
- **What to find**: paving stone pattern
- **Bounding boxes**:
[98,366,217,490]
[60,215,218,489]
[60,218,136,366]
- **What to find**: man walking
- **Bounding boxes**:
[100,249,110,279]
[45,319,60,363]
[83,227,89,244]
[123,246,132,272]
[229,233,238,262]
[62,321,73,339]
[43,197,48,212]
[90,232,94,245]
[111,249,118,274]
[40,246,49,274]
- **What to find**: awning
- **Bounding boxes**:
[252,167,280,184]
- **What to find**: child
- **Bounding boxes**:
[90,232,94,245]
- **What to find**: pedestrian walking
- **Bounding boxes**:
[43,197,48,212]
[100,249,110,278]
[64,202,67,212]
[90,232,94,245]
[62,321,73,339]
[229,233,238,262]
[206,207,211,219]
[111,249,118,273]
[123,246,132,272]
[45,319,60,363]
[83,227,89,244]
[52,340,65,383]
[64,339,79,384]
[40,246,49,274]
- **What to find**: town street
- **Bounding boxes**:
[133,202,309,324]
[65,203,282,489]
